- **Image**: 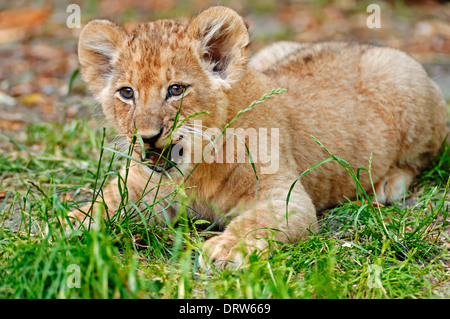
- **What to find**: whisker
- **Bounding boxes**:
[111,133,131,154]
[179,126,219,153]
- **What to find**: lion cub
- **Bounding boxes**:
[71,6,447,269]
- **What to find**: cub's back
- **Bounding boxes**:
[250,41,447,209]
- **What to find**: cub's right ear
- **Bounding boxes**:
[78,20,125,97]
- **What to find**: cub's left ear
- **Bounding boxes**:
[189,6,250,87]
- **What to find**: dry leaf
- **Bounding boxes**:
[0,7,50,43]
[351,201,385,208]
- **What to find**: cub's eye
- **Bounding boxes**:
[168,84,186,98]
[118,87,134,100]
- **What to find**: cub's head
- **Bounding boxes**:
[78,6,249,178]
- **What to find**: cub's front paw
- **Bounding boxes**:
[199,234,267,270]
[58,209,93,237]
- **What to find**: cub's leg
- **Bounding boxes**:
[62,176,122,233]
[199,181,318,270]
[62,164,175,234]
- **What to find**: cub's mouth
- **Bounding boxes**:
[141,144,184,173]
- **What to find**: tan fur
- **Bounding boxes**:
[70,7,447,270]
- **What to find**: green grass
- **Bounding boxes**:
[0,97,449,299]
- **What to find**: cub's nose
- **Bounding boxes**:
[139,128,163,149]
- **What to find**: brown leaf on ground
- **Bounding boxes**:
[0,7,50,43]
